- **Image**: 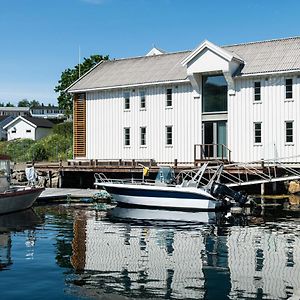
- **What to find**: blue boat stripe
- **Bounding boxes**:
[105,185,213,200]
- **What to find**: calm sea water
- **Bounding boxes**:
[0,203,300,300]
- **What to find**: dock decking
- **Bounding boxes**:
[38,188,100,201]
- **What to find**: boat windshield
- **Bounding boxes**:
[155,167,176,184]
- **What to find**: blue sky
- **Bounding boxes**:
[1,0,299,105]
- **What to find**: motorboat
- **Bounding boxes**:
[0,156,44,215]
[94,163,247,211]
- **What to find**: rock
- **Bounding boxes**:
[289,194,300,205]
[288,181,300,194]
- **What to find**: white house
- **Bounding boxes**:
[67,36,300,164]
[30,105,65,119]
[4,116,54,141]
[0,107,30,117]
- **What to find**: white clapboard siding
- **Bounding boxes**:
[228,75,300,162]
[86,83,201,163]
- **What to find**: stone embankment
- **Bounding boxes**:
[11,169,60,188]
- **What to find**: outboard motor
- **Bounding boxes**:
[211,182,248,206]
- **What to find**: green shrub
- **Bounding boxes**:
[4,139,35,162]
[0,129,73,162]
[52,122,73,137]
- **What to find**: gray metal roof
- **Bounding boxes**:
[223,36,300,75]
[69,37,300,92]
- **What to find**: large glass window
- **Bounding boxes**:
[202,75,228,112]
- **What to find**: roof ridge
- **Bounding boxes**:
[106,50,191,63]
[222,36,300,48]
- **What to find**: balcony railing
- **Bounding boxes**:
[194,144,232,163]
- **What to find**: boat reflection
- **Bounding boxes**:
[108,206,218,224]
[0,209,41,271]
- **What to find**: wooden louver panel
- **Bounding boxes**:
[74,93,86,157]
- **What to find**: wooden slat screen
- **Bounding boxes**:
[73,93,86,157]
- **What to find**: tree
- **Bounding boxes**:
[18,99,30,107]
[54,54,109,116]
[30,100,40,108]
[5,102,15,107]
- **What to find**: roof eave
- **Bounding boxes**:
[68,78,190,93]
[65,60,105,93]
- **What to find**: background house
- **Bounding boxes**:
[4,116,54,141]
[30,105,65,120]
[0,116,14,140]
[0,107,30,117]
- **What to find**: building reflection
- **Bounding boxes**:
[70,207,300,300]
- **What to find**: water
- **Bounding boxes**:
[0,203,300,300]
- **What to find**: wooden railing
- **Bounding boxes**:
[194,144,232,163]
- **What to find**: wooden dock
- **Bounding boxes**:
[38,188,101,202]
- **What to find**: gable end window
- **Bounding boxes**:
[26,129,31,133]
[285,121,293,143]
[166,88,172,107]
[254,122,262,144]
[124,92,130,110]
[140,91,146,109]
[124,127,130,146]
[285,79,293,99]
[254,81,261,101]
[166,126,173,145]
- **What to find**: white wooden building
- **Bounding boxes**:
[68,37,300,164]
[4,116,53,141]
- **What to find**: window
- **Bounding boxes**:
[124,92,130,110]
[124,127,130,146]
[254,81,261,101]
[166,88,172,107]
[285,79,293,99]
[140,127,146,146]
[285,121,293,143]
[202,75,228,112]
[26,129,31,133]
[11,127,16,133]
[140,91,146,109]
[166,126,173,145]
[254,122,262,144]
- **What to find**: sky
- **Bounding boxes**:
[0,0,300,105]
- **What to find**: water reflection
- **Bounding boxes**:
[0,209,41,270]
[69,207,300,300]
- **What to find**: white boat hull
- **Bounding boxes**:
[98,183,220,210]
[0,187,44,215]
